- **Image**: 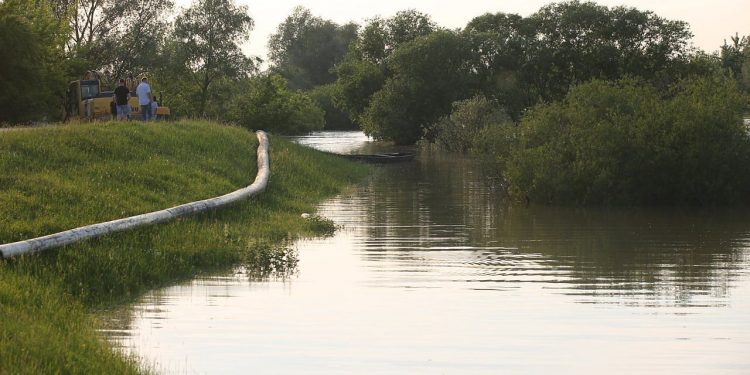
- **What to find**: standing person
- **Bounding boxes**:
[110,100,117,120]
[113,79,131,120]
[150,95,159,121]
[135,77,153,121]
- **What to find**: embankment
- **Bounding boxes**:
[0,120,370,373]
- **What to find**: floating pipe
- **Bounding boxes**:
[0,130,270,259]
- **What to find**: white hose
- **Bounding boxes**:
[0,130,270,258]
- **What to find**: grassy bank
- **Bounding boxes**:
[0,120,370,373]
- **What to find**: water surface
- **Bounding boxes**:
[103,131,750,374]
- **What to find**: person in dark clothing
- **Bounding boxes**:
[110,100,117,120]
[113,79,131,120]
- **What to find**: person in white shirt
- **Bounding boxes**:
[135,77,152,121]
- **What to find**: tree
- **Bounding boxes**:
[308,84,358,130]
[49,0,172,82]
[334,9,437,128]
[505,77,749,205]
[524,1,692,101]
[433,96,511,153]
[174,0,255,116]
[463,12,534,120]
[88,0,174,82]
[462,1,694,110]
[332,56,386,124]
[358,9,437,63]
[361,30,474,144]
[0,0,67,123]
[721,33,749,92]
[228,74,324,134]
[268,6,357,90]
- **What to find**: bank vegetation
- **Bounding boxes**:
[0,120,370,373]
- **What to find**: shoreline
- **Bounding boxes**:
[0,121,371,373]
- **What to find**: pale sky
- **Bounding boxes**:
[181,0,750,63]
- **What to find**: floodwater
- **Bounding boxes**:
[102,131,750,374]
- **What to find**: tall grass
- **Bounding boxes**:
[0,120,370,373]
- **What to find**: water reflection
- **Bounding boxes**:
[333,146,749,308]
[103,131,750,374]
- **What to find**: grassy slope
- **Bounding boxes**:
[0,120,370,373]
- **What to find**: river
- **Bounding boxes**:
[102,131,750,374]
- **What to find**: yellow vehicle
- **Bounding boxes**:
[65,77,171,121]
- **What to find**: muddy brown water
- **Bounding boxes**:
[101,131,750,374]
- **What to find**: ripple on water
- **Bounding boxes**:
[102,132,750,375]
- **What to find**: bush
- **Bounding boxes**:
[433,95,511,153]
[308,84,358,130]
[503,77,750,205]
[472,122,518,169]
[0,0,67,124]
[229,74,324,134]
[360,30,474,145]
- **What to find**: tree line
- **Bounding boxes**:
[270,2,750,205]
[2,0,747,132]
[3,0,750,204]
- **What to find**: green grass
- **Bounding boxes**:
[0,120,371,373]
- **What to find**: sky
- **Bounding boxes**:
[181,0,750,63]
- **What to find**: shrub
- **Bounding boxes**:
[433,95,511,153]
[308,84,358,130]
[472,122,518,168]
[360,30,474,145]
[0,0,67,124]
[229,74,324,134]
[504,77,750,205]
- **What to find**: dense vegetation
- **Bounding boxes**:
[432,76,750,205]
[3,0,748,134]
[505,76,749,205]
[0,0,67,123]
[0,120,370,373]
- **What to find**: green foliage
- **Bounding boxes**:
[0,0,67,124]
[463,12,534,120]
[463,1,694,119]
[78,0,174,82]
[681,51,724,78]
[268,6,358,90]
[0,271,145,374]
[525,1,692,100]
[358,9,437,63]
[150,6,256,120]
[721,33,750,93]
[471,121,518,170]
[433,96,511,153]
[360,79,414,144]
[173,0,255,116]
[332,9,436,129]
[338,1,696,145]
[0,120,370,372]
[504,77,750,205]
[361,30,474,144]
[150,40,199,118]
[332,56,386,123]
[309,84,358,130]
[229,74,325,134]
